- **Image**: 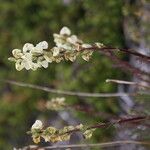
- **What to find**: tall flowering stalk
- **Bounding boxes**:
[8,26,150,83]
[28,115,149,144]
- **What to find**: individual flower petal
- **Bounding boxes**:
[20,53,33,70]
[55,57,63,63]
[31,63,40,71]
[8,57,17,62]
[46,127,57,134]
[21,52,32,61]
[52,47,60,56]
[68,55,76,62]
[76,124,84,130]
[40,60,48,68]
[82,50,93,61]
[31,120,43,130]
[67,35,78,44]
[83,129,95,139]
[12,49,23,58]
[32,136,41,144]
[82,55,90,61]
[60,27,71,35]
[23,43,34,53]
[81,43,92,48]
[36,41,48,50]
[43,55,53,63]
[22,61,31,70]
[15,59,24,71]
[95,42,104,48]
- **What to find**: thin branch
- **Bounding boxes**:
[62,116,150,136]
[106,79,150,89]
[81,46,150,79]
[19,140,150,149]
[1,79,148,98]
[81,46,150,61]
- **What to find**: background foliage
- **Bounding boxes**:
[0,0,125,149]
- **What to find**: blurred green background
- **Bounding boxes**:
[0,0,126,149]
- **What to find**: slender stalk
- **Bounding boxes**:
[1,79,148,98]
[106,79,150,89]
[81,46,150,79]
[81,46,150,61]
[20,140,150,149]
[59,116,149,136]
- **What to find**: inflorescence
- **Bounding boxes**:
[8,27,102,71]
[29,120,95,144]
[30,97,95,144]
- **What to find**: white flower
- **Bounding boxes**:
[23,41,48,54]
[82,43,92,48]
[31,120,43,130]
[82,55,90,61]
[12,49,23,58]
[59,43,73,50]
[67,35,82,45]
[30,63,40,71]
[23,43,34,53]
[33,41,48,53]
[64,52,77,62]
[36,41,48,49]
[53,97,65,104]
[55,57,63,63]
[21,53,33,70]
[95,42,104,48]
[37,59,48,68]
[81,50,93,61]
[29,41,48,54]
[15,59,24,71]
[60,26,71,35]
[53,34,66,47]
[43,54,53,63]
[52,47,60,56]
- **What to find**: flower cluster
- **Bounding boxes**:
[29,120,95,144]
[8,41,49,71]
[46,97,66,111]
[8,27,95,71]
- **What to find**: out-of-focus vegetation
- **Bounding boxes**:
[0,0,125,149]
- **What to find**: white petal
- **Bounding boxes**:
[15,60,24,71]
[8,57,16,62]
[53,47,60,56]
[12,49,23,58]
[12,49,21,56]
[82,55,90,61]
[23,43,34,53]
[31,63,39,71]
[41,60,48,68]
[82,44,92,48]
[42,41,48,49]
[67,35,78,44]
[22,53,32,61]
[60,26,71,35]
[58,44,72,50]
[43,55,53,63]
[36,41,48,50]
[69,55,76,62]
[31,120,43,130]
[23,61,31,70]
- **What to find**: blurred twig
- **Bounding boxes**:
[106,79,150,89]
[1,79,149,98]
[16,140,150,149]
[81,46,150,82]
[61,116,150,136]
